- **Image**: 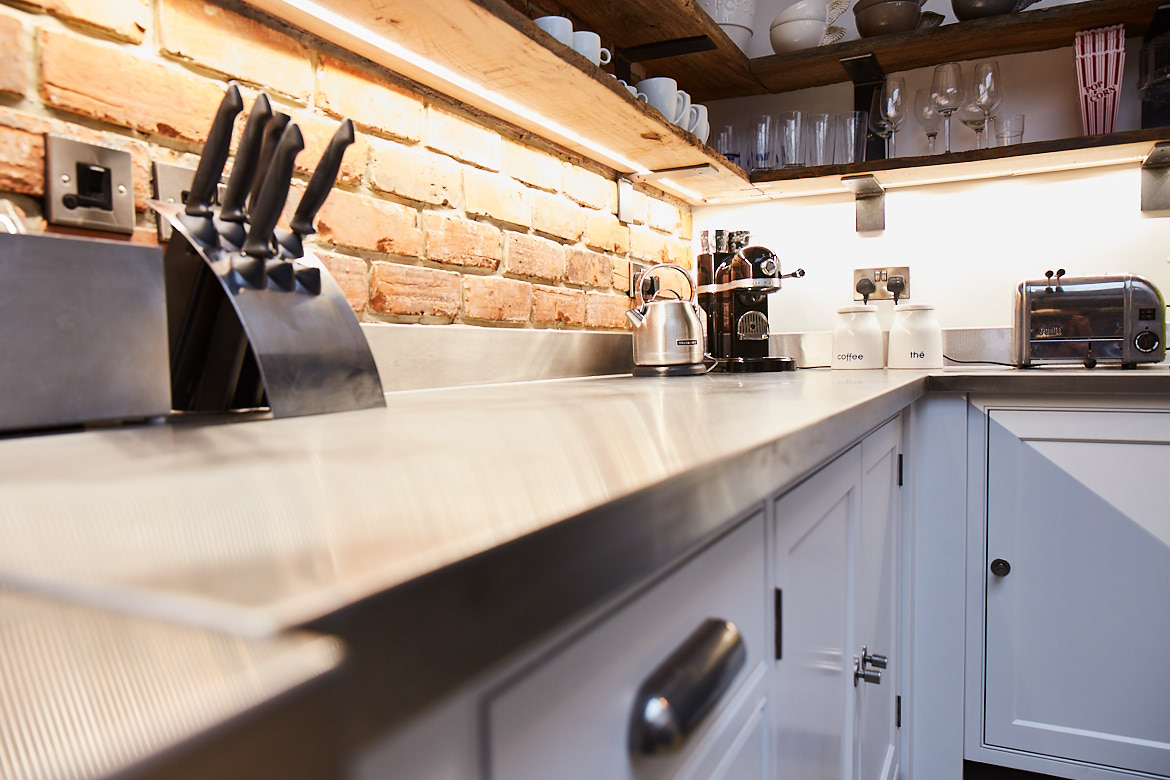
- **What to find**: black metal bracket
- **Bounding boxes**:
[1141,141,1170,211]
[841,53,887,162]
[612,35,716,83]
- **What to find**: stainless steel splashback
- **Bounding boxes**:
[0,233,171,433]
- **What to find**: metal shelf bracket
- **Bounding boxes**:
[1141,141,1170,211]
[842,174,885,232]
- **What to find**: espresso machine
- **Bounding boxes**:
[697,231,804,372]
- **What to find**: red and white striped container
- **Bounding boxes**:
[1075,24,1126,135]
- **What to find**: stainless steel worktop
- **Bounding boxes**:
[0,589,343,779]
[2,364,1168,761]
[0,369,929,635]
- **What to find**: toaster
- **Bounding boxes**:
[1012,272,1166,368]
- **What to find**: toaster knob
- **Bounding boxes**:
[1134,331,1160,353]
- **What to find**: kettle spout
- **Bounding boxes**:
[625,308,645,328]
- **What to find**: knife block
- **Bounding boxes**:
[152,200,384,419]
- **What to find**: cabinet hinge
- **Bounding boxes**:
[774,588,782,660]
[896,694,901,728]
[897,453,903,487]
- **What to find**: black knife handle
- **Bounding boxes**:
[219,92,272,223]
[247,112,290,217]
[290,118,354,237]
[185,82,243,218]
[243,123,303,258]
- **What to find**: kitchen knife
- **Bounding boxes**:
[246,112,291,219]
[239,123,303,277]
[216,92,273,247]
[275,118,355,261]
[180,82,243,245]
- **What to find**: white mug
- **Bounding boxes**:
[673,89,692,127]
[626,85,648,101]
[687,103,708,135]
[636,77,686,125]
[695,116,711,144]
[534,16,573,46]
[571,31,611,66]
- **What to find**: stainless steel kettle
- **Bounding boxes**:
[625,264,707,376]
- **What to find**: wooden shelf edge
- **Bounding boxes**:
[740,0,1159,98]
[241,0,748,206]
[720,128,1170,201]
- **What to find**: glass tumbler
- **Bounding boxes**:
[715,124,742,168]
[804,113,836,166]
[747,115,776,172]
[835,110,868,164]
[778,110,804,168]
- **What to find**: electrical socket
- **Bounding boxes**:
[853,266,910,302]
[45,135,135,235]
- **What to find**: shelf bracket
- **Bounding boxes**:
[1141,141,1170,212]
[842,174,885,232]
[841,53,887,163]
[627,164,717,186]
[612,36,716,83]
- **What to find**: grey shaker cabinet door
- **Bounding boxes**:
[983,409,1170,777]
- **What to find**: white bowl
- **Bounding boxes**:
[770,19,827,53]
[772,0,829,26]
[720,23,753,52]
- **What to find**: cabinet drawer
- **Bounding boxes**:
[486,511,767,780]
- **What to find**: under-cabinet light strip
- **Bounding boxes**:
[275,0,655,179]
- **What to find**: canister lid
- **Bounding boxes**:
[837,304,877,313]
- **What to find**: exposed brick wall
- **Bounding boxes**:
[0,0,693,330]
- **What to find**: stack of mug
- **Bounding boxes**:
[533,16,710,145]
[714,110,869,171]
[630,77,710,144]
[534,16,613,67]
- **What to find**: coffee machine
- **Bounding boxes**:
[698,231,804,372]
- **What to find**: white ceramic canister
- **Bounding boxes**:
[832,304,883,369]
[887,303,943,368]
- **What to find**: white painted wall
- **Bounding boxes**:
[694,164,1170,333]
[694,36,1167,335]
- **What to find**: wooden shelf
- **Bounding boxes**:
[241,0,751,205]
[747,0,1159,98]
[554,0,767,100]
[738,127,1170,201]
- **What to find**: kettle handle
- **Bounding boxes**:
[635,263,698,308]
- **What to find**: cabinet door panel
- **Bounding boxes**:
[773,446,859,780]
[857,418,900,780]
[985,410,1170,777]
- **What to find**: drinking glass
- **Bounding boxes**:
[996,113,1025,145]
[868,90,893,159]
[804,113,835,166]
[778,111,804,168]
[835,110,868,164]
[915,89,942,154]
[715,124,742,168]
[748,115,776,172]
[930,62,965,153]
[971,60,1003,138]
[880,77,906,157]
[958,102,987,149]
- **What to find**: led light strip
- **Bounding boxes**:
[266,0,729,204]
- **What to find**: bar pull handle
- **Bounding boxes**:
[628,618,746,756]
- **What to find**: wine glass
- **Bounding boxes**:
[971,60,1002,143]
[958,102,987,149]
[880,77,906,157]
[868,89,893,158]
[915,89,942,154]
[930,62,965,153]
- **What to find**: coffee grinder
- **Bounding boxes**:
[698,231,804,372]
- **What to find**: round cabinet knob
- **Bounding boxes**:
[1134,330,1160,354]
[990,558,1011,577]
